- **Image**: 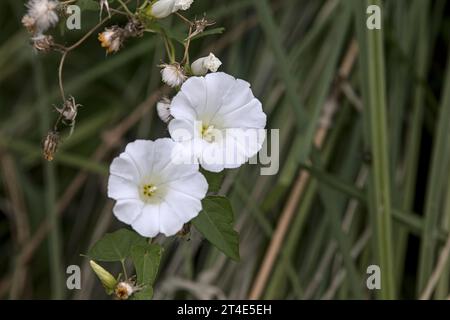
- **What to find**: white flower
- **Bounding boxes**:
[156,97,172,123]
[168,72,267,172]
[150,0,193,18]
[24,0,59,35]
[98,27,123,54]
[108,138,207,237]
[173,0,194,11]
[191,53,222,76]
[160,63,187,88]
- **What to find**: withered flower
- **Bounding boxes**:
[32,34,54,53]
[55,96,81,124]
[42,131,59,161]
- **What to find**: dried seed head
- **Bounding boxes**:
[55,96,80,123]
[189,16,215,39]
[24,0,60,35]
[42,131,59,161]
[22,14,36,34]
[98,26,124,54]
[124,19,145,38]
[156,97,172,123]
[114,281,135,300]
[31,34,54,53]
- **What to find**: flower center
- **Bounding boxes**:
[201,124,216,143]
[141,183,157,201]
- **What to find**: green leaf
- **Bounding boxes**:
[192,196,240,261]
[201,169,225,193]
[87,229,147,262]
[133,286,154,300]
[130,244,162,286]
[76,0,100,11]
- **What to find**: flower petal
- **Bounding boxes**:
[131,204,160,237]
[124,140,156,176]
[170,92,197,121]
[113,199,144,224]
[164,188,203,221]
[217,78,254,116]
[166,172,208,199]
[218,98,266,129]
[179,76,207,117]
[158,201,184,236]
[168,119,196,142]
[110,153,140,182]
[150,138,201,184]
[108,175,140,200]
[202,73,236,123]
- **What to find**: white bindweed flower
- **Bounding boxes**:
[168,72,267,172]
[150,0,194,18]
[108,138,208,237]
[191,53,222,76]
[23,0,59,35]
[156,97,172,123]
[160,63,187,88]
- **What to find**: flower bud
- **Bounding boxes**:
[123,19,144,38]
[150,0,175,18]
[156,97,172,123]
[191,53,222,76]
[160,63,187,88]
[89,260,117,295]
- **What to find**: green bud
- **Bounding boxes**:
[89,260,118,295]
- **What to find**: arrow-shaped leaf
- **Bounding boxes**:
[192,196,240,261]
[87,228,147,262]
[131,244,162,286]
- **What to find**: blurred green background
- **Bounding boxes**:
[1,0,450,299]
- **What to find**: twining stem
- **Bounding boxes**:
[117,0,134,17]
[58,51,68,101]
[53,3,130,131]
[175,12,193,26]
[121,259,128,280]
[161,34,176,63]
[181,25,193,65]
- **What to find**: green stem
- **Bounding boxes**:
[354,0,396,299]
[417,43,450,296]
